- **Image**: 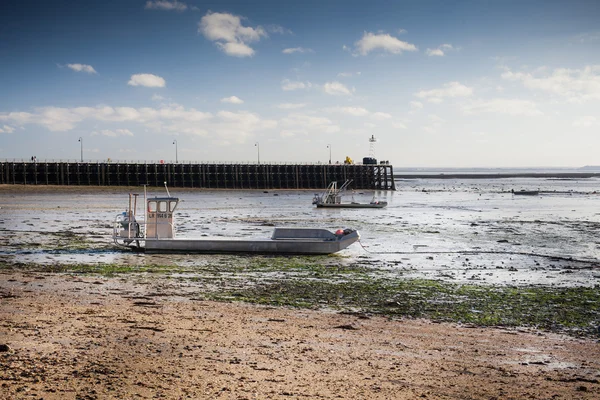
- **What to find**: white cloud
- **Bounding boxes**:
[501,65,600,103]
[221,96,244,104]
[281,79,312,91]
[353,31,418,56]
[422,114,445,133]
[36,107,89,131]
[392,122,408,129]
[280,113,340,135]
[462,99,543,116]
[410,101,423,112]
[265,25,292,35]
[211,110,277,144]
[425,44,456,57]
[93,129,134,137]
[67,63,97,74]
[128,73,166,88]
[151,94,165,101]
[425,49,444,57]
[0,125,15,134]
[276,103,306,109]
[199,12,266,57]
[144,0,187,11]
[328,106,369,116]
[371,112,392,120]
[415,81,473,102]
[0,104,211,132]
[0,111,34,126]
[327,107,392,120]
[573,116,598,128]
[337,71,361,78]
[282,47,314,54]
[323,81,353,96]
[0,104,283,145]
[218,42,255,57]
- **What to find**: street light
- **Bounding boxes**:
[78,137,83,162]
[255,142,260,164]
[327,144,331,164]
[173,139,178,163]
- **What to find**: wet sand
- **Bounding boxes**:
[1,184,600,398]
[1,271,599,399]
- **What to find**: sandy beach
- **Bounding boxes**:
[1,271,599,399]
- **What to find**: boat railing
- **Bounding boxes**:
[113,213,143,246]
[114,217,181,240]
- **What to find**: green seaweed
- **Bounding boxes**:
[1,257,598,338]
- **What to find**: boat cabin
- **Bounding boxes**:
[146,197,179,239]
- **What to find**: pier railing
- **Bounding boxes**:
[0,161,395,190]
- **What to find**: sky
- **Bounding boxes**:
[1,0,600,167]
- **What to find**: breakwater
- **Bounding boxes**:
[0,161,395,190]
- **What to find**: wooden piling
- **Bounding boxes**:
[0,161,396,190]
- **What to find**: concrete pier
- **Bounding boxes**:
[0,161,395,190]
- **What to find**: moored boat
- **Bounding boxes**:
[312,180,387,209]
[113,186,359,254]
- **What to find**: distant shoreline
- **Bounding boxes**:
[394,172,600,179]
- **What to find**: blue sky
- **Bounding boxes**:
[1,0,600,167]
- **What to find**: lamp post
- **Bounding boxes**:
[78,137,83,162]
[255,142,260,164]
[327,144,331,164]
[173,140,178,163]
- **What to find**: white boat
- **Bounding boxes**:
[113,186,359,255]
[312,180,387,209]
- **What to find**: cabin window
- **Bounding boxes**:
[148,201,157,212]
[158,201,167,213]
[169,201,177,212]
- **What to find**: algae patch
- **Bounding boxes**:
[2,257,599,338]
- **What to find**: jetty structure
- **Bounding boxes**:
[0,160,395,190]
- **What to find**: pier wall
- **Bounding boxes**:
[0,162,395,190]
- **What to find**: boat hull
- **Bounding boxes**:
[144,232,359,255]
[316,202,387,209]
[513,191,539,196]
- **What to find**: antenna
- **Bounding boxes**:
[369,135,378,158]
[164,181,171,197]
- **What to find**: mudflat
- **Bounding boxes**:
[1,184,600,398]
[1,271,599,399]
